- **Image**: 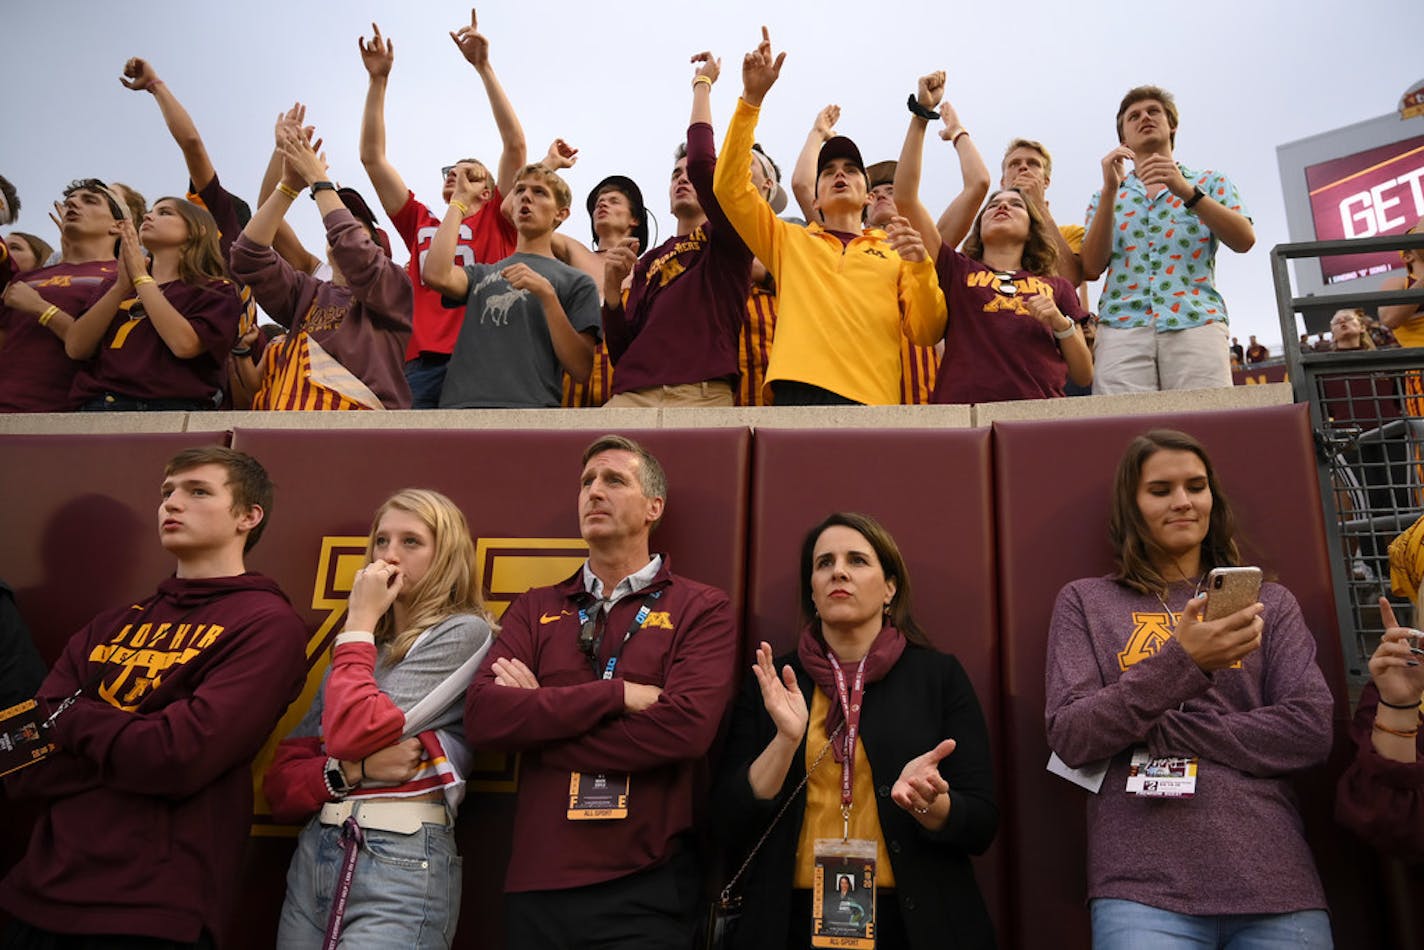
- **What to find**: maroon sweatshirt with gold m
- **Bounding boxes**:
[0,573,307,945]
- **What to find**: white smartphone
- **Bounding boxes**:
[1202,567,1263,621]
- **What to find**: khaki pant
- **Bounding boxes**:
[1092,321,1233,394]
[604,380,735,408]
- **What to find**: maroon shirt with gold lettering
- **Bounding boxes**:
[69,278,242,406]
[0,260,117,412]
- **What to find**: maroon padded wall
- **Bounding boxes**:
[745,428,1006,942]
[993,403,1378,949]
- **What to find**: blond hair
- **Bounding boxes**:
[366,489,493,664]
[1003,138,1053,181]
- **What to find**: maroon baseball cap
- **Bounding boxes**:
[337,186,393,259]
[816,136,867,181]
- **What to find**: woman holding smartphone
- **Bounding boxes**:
[1045,429,1334,947]
[265,489,493,948]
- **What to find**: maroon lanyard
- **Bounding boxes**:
[827,650,868,837]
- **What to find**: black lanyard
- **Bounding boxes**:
[577,589,663,679]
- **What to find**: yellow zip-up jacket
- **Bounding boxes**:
[713,98,947,405]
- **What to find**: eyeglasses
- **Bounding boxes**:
[443,165,487,181]
[993,271,1018,296]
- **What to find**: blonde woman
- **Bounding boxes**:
[266,490,493,948]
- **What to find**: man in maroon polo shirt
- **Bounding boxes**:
[466,434,738,949]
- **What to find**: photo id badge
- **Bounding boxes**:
[811,837,876,948]
[567,771,629,819]
[0,699,57,778]
[1124,747,1198,798]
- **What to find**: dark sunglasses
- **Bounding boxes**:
[443,165,487,181]
[993,271,1018,296]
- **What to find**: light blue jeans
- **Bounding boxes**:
[276,815,462,949]
[1090,899,1333,949]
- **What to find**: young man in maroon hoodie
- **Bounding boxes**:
[0,447,307,949]
[466,434,738,948]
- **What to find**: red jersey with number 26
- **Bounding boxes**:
[391,189,516,360]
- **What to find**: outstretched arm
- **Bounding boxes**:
[450,8,528,198]
[422,168,481,300]
[357,23,412,218]
[892,101,942,259]
[926,87,990,251]
[257,103,323,273]
[121,58,216,191]
[791,104,837,223]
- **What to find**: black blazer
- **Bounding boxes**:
[714,643,997,949]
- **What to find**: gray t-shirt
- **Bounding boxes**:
[439,252,600,408]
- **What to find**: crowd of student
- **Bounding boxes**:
[1,428,1422,950]
[32,14,1413,416]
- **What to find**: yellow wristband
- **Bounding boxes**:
[38,305,59,327]
[132,275,155,288]
[451,199,470,217]
[276,182,301,201]
[692,75,713,89]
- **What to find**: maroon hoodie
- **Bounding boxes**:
[0,573,307,945]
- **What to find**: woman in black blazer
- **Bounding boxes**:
[717,512,997,949]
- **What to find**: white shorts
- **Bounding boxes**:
[1092,321,1233,394]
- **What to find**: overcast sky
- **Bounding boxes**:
[6,0,1422,351]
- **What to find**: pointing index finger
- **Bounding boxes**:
[1380,596,1401,632]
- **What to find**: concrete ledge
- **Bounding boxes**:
[0,412,190,434]
[972,382,1293,426]
[0,384,1294,436]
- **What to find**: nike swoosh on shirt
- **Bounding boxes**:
[540,611,571,624]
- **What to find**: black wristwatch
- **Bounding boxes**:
[1184,185,1206,210]
[907,94,939,121]
[324,756,354,797]
[310,181,337,200]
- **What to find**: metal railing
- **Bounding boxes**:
[1272,232,1424,680]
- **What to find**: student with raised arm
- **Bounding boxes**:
[229,116,413,411]
[119,56,264,406]
[599,51,754,408]
[712,27,944,406]
[894,75,1092,404]
[65,197,242,412]
[358,13,524,408]
[790,75,990,406]
[423,163,598,408]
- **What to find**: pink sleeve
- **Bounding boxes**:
[320,640,406,760]
[263,735,331,824]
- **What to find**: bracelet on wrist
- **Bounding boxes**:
[451,199,470,217]
[132,275,155,288]
[37,304,60,327]
[950,128,970,145]
[692,75,713,89]
[1052,321,1077,341]
[1378,696,1422,711]
[906,94,939,121]
[230,346,252,357]
[1373,719,1420,739]
[309,181,337,200]
[276,182,301,201]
